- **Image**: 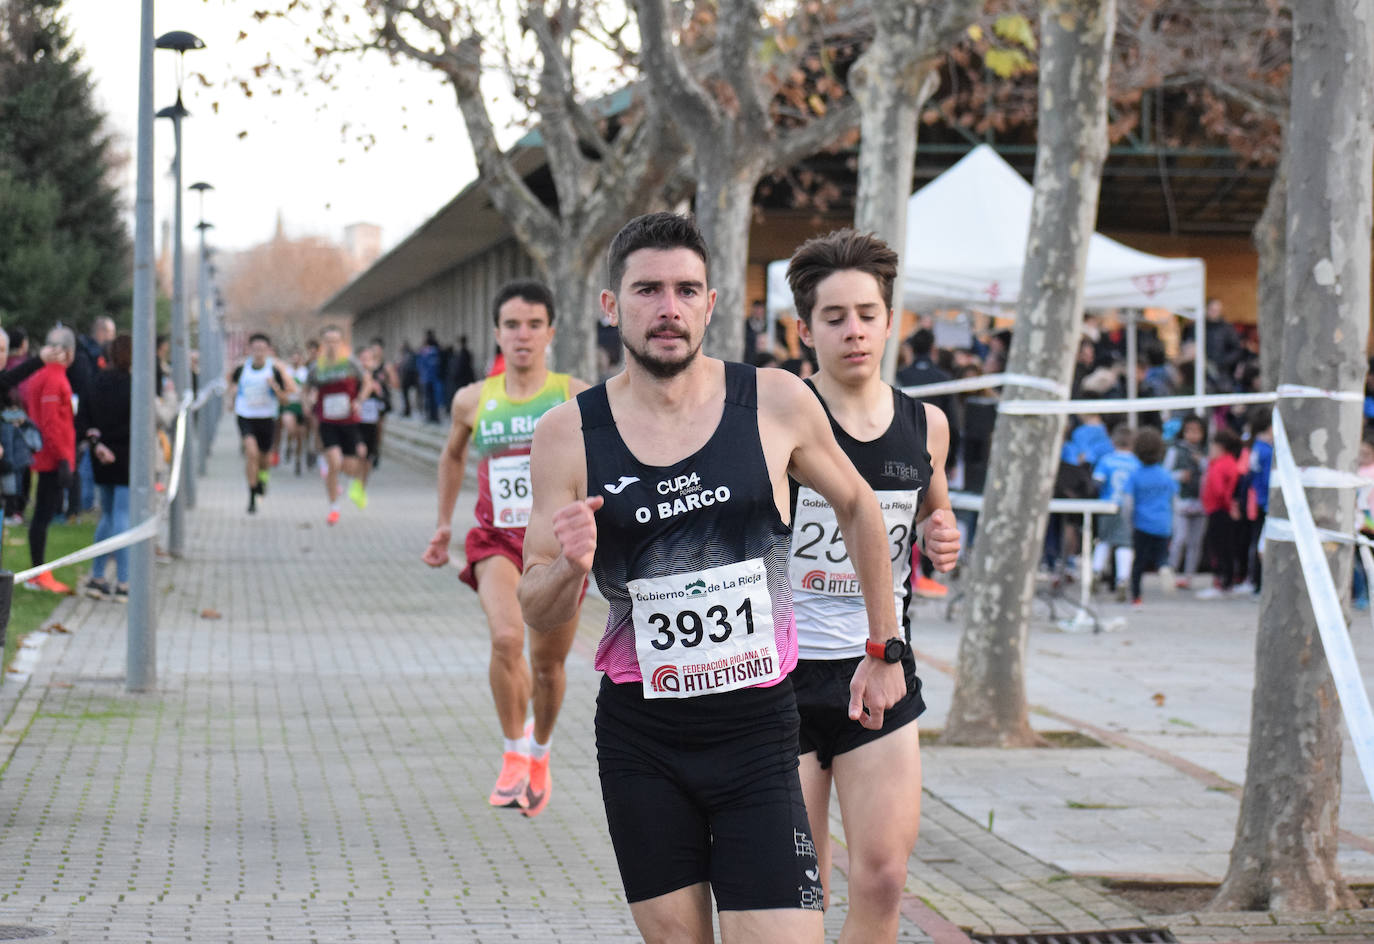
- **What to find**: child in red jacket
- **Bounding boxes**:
[1197,427,1243,599]
[24,327,76,593]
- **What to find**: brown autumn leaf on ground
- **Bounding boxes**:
[45,623,71,634]
[200,609,222,620]
[1152,692,1167,707]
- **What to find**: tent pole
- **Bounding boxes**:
[1126,312,1138,430]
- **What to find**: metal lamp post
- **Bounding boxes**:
[155,30,204,546]
[190,181,214,475]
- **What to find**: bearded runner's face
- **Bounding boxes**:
[608,247,714,380]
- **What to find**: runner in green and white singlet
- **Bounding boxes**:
[422,280,589,819]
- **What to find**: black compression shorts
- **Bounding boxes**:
[236,416,276,454]
[357,421,379,460]
[318,423,363,456]
[792,651,925,770]
[595,675,825,912]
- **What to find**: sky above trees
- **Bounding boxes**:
[63,0,511,252]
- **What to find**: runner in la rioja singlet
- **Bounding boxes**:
[470,372,573,533]
[421,280,590,820]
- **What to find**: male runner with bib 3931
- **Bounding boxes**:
[421,280,589,819]
[518,213,905,944]
[785,230,960,942]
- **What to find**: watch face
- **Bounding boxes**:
[884,639,905,663]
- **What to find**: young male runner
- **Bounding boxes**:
[227,332,295,514]
[280,351,310,475]
[421,280,589,818]
[785,230,960,941]
[518,213,904,944]
[303,326,374,525]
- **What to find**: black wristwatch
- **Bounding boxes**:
[865,637,908,664]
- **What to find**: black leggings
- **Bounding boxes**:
[28,470,63,567]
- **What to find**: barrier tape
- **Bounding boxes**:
[985,383,1361,417]
[1299,468,1374,489]
[8,378,227,587]
[901,372,1069,400]
[1267,408,1374,806]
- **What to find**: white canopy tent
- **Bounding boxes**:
[766,144,1208,410]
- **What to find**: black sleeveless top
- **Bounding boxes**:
[787,382,932,656]
[579,362,797,686]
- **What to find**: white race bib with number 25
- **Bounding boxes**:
[489,454,532,528]
[630,558,780,699]
[789,486,920,619]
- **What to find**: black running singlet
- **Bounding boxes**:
[579,363,797,697]
[788,382,932,658]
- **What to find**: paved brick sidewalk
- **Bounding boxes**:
[0,420,1371,942]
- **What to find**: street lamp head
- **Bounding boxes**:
[155,31,205,53]
[189,182,214,193]
[196,221,215,231]
[156,100,190,121]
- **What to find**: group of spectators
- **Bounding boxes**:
[739,294,1276,609]
[0,317,134,598]
[396,332,478,424]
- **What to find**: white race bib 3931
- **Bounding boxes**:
[489,454,532,528]
[629,558,780,699]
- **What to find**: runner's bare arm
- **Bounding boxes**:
[914,402,959,572]
[422,382,481,567]
[760,371,904,730]
[518,400,598,632]
[353,363,377,410]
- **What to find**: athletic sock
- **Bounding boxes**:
[503,735,530,756]
[530,739,551,761]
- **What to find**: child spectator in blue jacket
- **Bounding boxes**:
[1125,427,1179,608]
[1092,424,1141,599]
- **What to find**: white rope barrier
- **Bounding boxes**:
[8,378,226,586]
[920,366,1374,786]
[1265,409,1374,806]
[901,371,1069,399]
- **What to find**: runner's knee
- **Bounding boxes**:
[489,627,525,664]
[848,853,909,911]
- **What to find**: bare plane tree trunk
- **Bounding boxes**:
[378,3,680,381]
[850,0,981,382]
[943,0,1117,746]
[546,247,606,373]
[1252,150,1287,390]
[1212,0,1373,912]
[634,0,858,361]
[693,159,765,362]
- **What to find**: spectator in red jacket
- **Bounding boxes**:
[1196,427,1243,599]
[24,326,76,593]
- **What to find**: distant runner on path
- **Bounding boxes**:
[784,229,959,942]
[227,332,295,514]
[303,326,374,526]
[519,213,905,943]
[422,280,589,819]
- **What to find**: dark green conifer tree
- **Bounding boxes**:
[0,0,130,338]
